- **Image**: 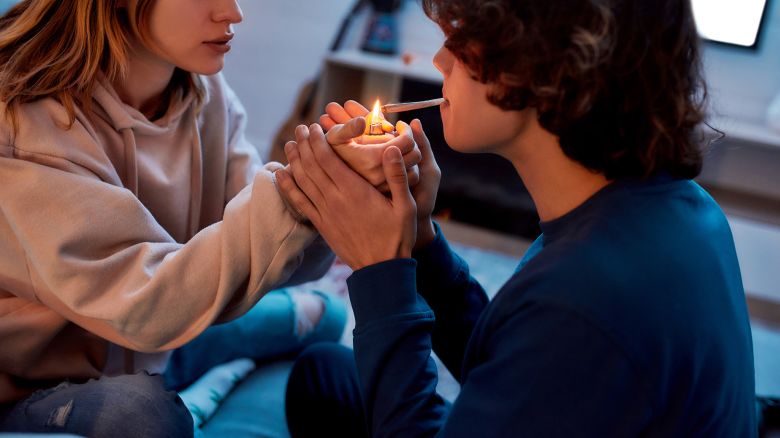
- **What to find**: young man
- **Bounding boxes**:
[277,0,756,436]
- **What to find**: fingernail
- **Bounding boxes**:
[295,125,308,138]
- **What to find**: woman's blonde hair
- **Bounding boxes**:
[0,0,201,131]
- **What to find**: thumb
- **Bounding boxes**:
[326,117,366,145]
[383,146,414,207]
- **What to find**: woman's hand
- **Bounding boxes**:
[321,101,421,191]
[275,123,417,271]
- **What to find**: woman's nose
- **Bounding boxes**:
[213,0,243,24]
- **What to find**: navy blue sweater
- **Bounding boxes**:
[347,176,756,437]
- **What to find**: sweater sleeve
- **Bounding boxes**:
[347,260,652,437]
[0,149,319,353]
[348,259,449,438]
[413,224,488,380]
[220,75,333,286]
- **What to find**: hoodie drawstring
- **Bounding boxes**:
[188,118,203,238]
[120,128,139,196]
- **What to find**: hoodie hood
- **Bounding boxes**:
[89,74,205,242]
[92,74,200,134]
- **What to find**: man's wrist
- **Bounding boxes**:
[414,218,436,251]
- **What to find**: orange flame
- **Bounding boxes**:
[365,99,386,135]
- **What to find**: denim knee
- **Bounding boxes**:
[0,373,193,438]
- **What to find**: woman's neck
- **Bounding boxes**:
[507,123,610,223]
[112,40,176,119]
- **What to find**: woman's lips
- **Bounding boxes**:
[205,42,231,53]
[204,35,234,53]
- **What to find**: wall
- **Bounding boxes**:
[699,0,780,199]
[222,0,355,160]
[703,0,780,125]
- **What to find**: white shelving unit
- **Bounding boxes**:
[313,1,444,119]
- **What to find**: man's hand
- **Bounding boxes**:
[409,119,441,249]
[275,124,417,271]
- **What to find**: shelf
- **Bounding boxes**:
[710,115,780,149]
[325,49,442,84]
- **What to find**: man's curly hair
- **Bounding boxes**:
[422,0,707,180]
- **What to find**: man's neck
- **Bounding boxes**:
[507,125,610,223]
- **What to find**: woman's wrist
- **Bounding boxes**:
[272,166,311,225]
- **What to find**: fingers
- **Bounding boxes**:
[275,168,320,225]
[381,120,395,133]
[406,164,421,187]
[296,124,339,192]
[325,117,366,145]
[394,120,411,137]
[321,101,369,131]
[375,164,419,193]
[320,114,337,131]
[411,119,438,168]
[388,121,422,169]
[344,100,369,118]
[309,123,363,188]
[402,148,423,169]
[383,146,415,211]
[388,121,415,154]
[285,126,325,205]
[265,161,285,173]
[325,102,351,124]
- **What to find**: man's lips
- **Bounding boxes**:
[441,88,450,104]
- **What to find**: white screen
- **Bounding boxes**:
[691,0,768,47]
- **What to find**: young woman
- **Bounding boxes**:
[278,0,756,436]
[0,0,419,435]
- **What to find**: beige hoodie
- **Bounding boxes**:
[0,73,332,402]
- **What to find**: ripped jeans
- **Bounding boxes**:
[0,289,346,437]
[164,288,346,390]
[0,373,192,437]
